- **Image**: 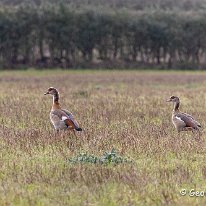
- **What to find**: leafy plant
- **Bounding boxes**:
[68,149,132,165]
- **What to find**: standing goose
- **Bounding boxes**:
[44,87,82,133]
[167,96,201,133]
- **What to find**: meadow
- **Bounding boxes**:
[1,70,206,205]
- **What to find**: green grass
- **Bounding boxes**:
[0,70,206,205]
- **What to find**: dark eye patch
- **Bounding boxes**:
[170,96,176,99]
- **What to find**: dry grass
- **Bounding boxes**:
[1,70,206,205]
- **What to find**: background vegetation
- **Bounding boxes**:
[1,70,206,205]
[1,0,206,69]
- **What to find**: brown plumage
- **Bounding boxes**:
[167,96,201,133]
[44,87,82,134]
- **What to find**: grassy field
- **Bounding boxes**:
[1,70,206,205]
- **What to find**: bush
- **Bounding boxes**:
[68,149,132,165]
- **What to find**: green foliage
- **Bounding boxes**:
[1,4,206,69]
[68,149,132,164]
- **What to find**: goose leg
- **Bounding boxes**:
[56,129,60,133]
[190,128,201,141]
[72,130,77,137]
[182,127,193,132]
[196,128,202,141]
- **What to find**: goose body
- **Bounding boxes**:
[45,87,82,133]
[50,109,82,131]
[172,112,201,133]
[167,96,201,133]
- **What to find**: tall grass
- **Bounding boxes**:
[0,70,206,205]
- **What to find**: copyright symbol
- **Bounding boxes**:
[180,189,187,196]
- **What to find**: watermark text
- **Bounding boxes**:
[180,189,206,197]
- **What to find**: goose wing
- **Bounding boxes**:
[181,112,201,127]
[175,112,201,128]
[51,109,81,130]
[61,109,82,130]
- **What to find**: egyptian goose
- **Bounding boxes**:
[44,87,82,133]
[167,96,201,133]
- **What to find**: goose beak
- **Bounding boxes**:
[166,99,171,102]
[44,92,49,95]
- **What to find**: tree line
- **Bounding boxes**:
[2,0,206,11]
[1,6,206,69]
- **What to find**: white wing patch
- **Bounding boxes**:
[62,116,68,121]
[175,116,185,123]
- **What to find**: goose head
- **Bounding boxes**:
[44,87,58,96]
[166,96,180,103]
